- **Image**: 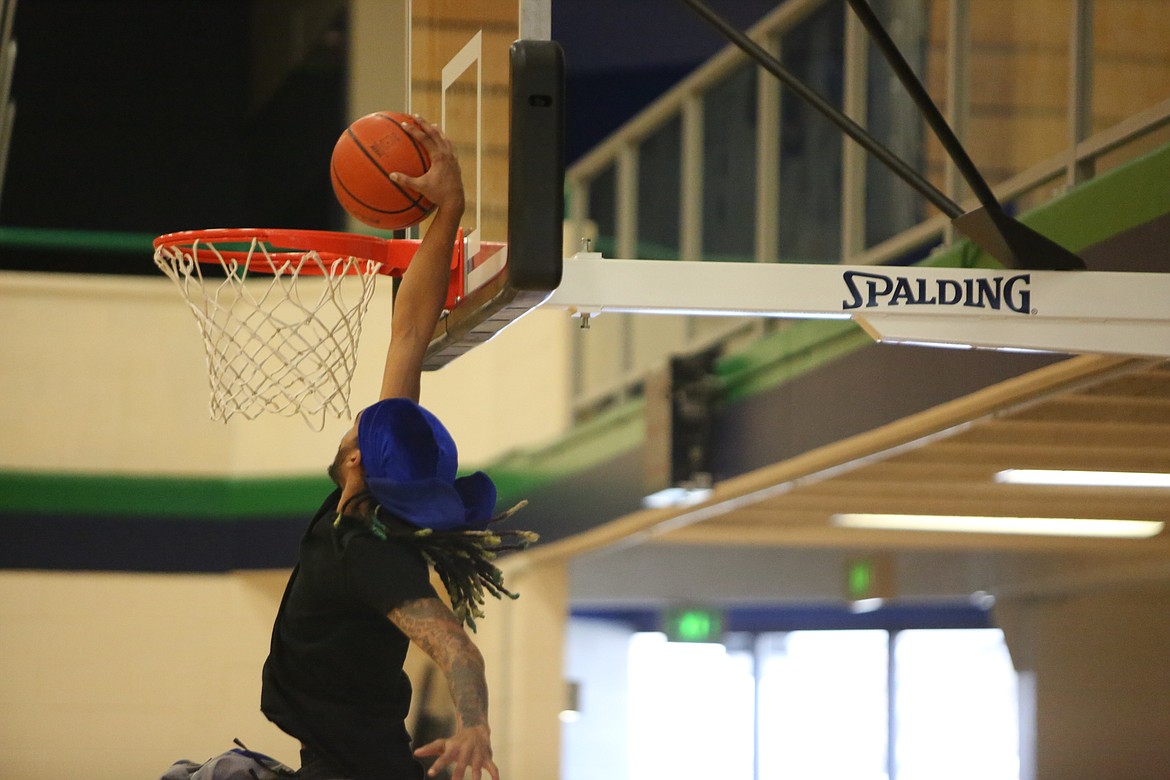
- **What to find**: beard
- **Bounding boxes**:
[327,446,346,486]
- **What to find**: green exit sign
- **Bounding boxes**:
[845,556,895,602]
[664,606,724,643]
[847,559,875,601]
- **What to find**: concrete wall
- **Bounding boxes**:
[0,570,297,778]
[998,586,1170,780]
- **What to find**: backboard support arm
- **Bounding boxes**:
[678,0,1087,271]
[543,252,1170,358]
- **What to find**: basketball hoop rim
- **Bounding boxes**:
[154,226,466,300]
[153,227,393,274]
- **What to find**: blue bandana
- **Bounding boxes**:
[356,398,497,531]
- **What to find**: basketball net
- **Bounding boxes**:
[154,236,382,430]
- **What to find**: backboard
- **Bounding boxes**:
[408,0,564,369]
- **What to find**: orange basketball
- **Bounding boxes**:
[331,112,435,230]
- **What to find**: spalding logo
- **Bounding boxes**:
[842,271,1032,314]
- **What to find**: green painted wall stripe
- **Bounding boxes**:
[1022,142,1170,252]
[0,227,157,254]
[0,471,334,519]
[920,140,1170,271]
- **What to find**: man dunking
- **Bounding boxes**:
[261,117,533,780]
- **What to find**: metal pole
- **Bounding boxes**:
[677,0,962,218]
[843,0,1001,212]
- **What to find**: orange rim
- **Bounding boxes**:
[153,228,395,275]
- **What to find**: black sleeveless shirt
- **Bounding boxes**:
[262,491,437,779]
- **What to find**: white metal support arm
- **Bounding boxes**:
[541,252,1170,358]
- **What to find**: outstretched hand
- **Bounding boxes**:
[391,116,465,216]
[414,724,500,780]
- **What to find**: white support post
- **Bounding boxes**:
[754,31,782,265]
[616,143,639,263]
[1068,0,1095,187]
[616,144,639,373]
[680,94,704,263]
[943,0,971,246]
[567,176,591,397]
[567,176,591,253]
[841,7,869,262]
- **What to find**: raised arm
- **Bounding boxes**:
[378,117,466,403]
[389,597,500,780]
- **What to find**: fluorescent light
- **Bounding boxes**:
[881,338,975,350]
[606,307,850,320]
[643,486,713,509]
[832,513,1164,539]
[995,469,1170,488]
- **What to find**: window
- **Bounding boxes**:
[758,630,889,779]
[563,611,1022,780]
[628,633,755,778]
[893,629,1019,780]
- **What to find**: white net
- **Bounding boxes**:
[154,236,383,430]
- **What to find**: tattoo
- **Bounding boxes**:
[390,597,489,728]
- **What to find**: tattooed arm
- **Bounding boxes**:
[389,597,500,780]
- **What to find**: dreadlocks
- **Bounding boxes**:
[333,493,538,632]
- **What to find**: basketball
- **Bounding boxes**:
[331,112,435,230]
